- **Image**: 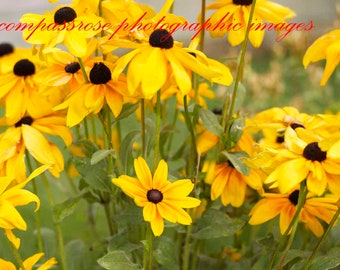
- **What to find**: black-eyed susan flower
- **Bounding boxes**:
[0,112,72,180]
[265,127,340,196]
[206,0,295,47]
[249,190,339,237]
[20,4,103,57]
[108,28,233,99]
[112,157,201,236]
[0,54,57,124]
[209,132,263,207]
[54,61,126,127]
[0,43,31,75]
[0,253,57,270]
[303,29,340,86]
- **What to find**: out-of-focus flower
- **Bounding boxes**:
[20,5,103,57]
[249,190,339,237]
[0,253,57,270]
[54,61,126,127]
[112,157,201,236]
[0,112,72,180]
[303,29,340,86]
[206,0,296,47]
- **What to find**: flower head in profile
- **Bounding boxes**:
[206,0,295,47]
[303,29,340,86]
[112,157,201,236]
[249,190,339,237]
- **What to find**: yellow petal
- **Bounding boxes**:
[2,189,40,211]
[23,253,44,270]
[105,87,123,117]
[321,40,340,86]
[150,210,164,237]
[0,200,27,230]
[64,32,87,57]
[249,198,285,225]
[152,160,169,190]
[279,204,295,234]
[5,229,21,250]
[134,157,152,190]
[21,125,55,165]
[112,175,146,201]
[0,258,16,270]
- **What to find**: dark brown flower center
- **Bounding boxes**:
[212,108,222,115]
[276,135,285,144]
[54,7,77,24]
[147,189,163,204]
[288,190,299,205]
[89,62,111,84]
[65,62,80,74]
[303,142,327,162]
[13,59,35,76]
[15,116,34,127]
[233,0,253,5]
[149,29,174,49]
[0,43,14,57]
[290,123,305,130]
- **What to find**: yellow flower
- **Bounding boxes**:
[249,190,338,237]
[0,253,57,270]
[108,30,232,99]
[54,61,126,127]
[0,175,41,231]
[112,157,201,236]
[20,5,103,57]
[0,53,56,124]
[0,44,31,75]
[206,0,295,47]
[0,112,72,180]
[265,127,340,196]
[303,29,340,86]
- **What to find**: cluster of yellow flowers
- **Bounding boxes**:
[0,0,340,268]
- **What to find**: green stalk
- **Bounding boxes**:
[303,200,340,270]
[26,154,44,254]
[143,225,153,270]
[268,181,308,269]
[40,174,67,270]
[199,0,206,52]
[141,99,146,158]
[182,223,193,270]
[220,0,257,143]
[153,91,162,172]
[5,230,26,270]
[183,95,198,178]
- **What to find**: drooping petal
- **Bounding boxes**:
[2,189,40,211]
[0,200,27,230]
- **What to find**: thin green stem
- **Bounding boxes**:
[220,0,257,138]
[269,181,308,269]
[199,0,206,52]
[165,108,179,160]
[77,57,89,83]
[5,230,26,270]
[182,223,193,270]
[39,171,67,270]
[141,99,146,158]
[103,201,115,236]
[153,91,162,172]
[26,154,44,254]
[183,95,198,178]
[143,225,153,270]
[303,200,340,270]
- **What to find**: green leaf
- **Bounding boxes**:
[229,82,246,112]
[192,208,245,239]
[222,151,250,176]
[91,149,115,165]
[97,251,141,270]
[228,116,245,146]
[65,240,86,270]
[154,237,179,270]
[115,102,140,121]
[309,248,340,270]
[108,232,142,253]
[53,195,82,223]
[119,130,141,173]
[199,108,223,136]
[72,156,111,192]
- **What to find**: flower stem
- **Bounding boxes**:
[183,95,198,178]
[303,199,340,270]
[269,181,308,269]
[220,0,257,138]
[143,224,153,270]
[141,98,146,158]
[39,171,67,270]
[26,154,44,254]
[182,223,193,270]
[153,91,161,172]
[5,230,26,270]
[199,0,206,52]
